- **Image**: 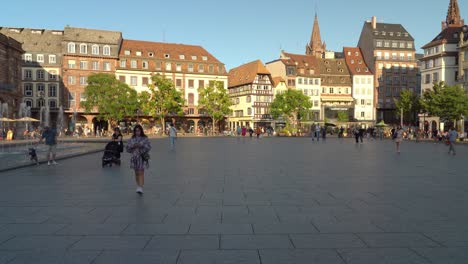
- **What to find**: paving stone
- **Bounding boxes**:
[189,223,253,234]
[178,250,259,264]
[0,223,67,235]
[93,250,179,264]
[260,249,345,264]
[253,223,318,234]
[4,251,100,264]
[145,235,219,250]
[312,220,383,233]
[0,236,82,250]
[221,234,293,249]
[0,251,16,264]
[338,248,429,264]
[70,236,151,250]
[122,223,190,235]
[423,231,468,247]
[54,223,128,235]
[291,234,366,249]
[357,233,442,248]
[412,247,468,264]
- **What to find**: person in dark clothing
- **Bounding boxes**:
[248,127,254,137]
[358,128,365,143]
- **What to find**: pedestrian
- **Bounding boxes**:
[241,126,247,137]
[394,125,404,153]
[322,126,327,140]
[248,127,254,137]
[236,126,242,137]
[37,125,58,165]
[447,127,458,155]
[255,126,262,138]
[126,124,151,194]
[315,124,321,141]
[168,123,177,150]
[112,127,124,154]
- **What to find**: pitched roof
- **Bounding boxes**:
[0,27,62,53]
[271,76,285,87]
[63,26,122,44]
[317,58,352,86]
[120,39,224,65]
[422,25,467,49]
[365,22,415,41]
[343,47,373,75]
[228,60,270,88]
[280,52,320,76]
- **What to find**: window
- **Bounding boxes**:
[425,74,431,84]
[198,64,204,73]
[79,44,87,54]
[384,41,390,47]
[164,54,170,58]
[37,70,45,80]
[130,76,138,86]
[49,55,56,64]
[298,78,303,85]
[68,60,76,69]
[247,95,251,103]
[188,63,194,72]
[329,87,334,93]
[80,61,88,70]
[37,99,45,108]
[392,53,397,60]
[136,51,142,56]
[92,45,99,55]
[25,100,33,107]
[384,52,390,60]
[392,42,398,48]
[148,52,154,57]
[209,65,214,73]
[68,42,76,53]
[303,89,308,96]
[48,84,57,97]
[24,53,32,62]
[48,100,57,108]
[198,80,204,88]
[79,76,87,85]
[188,79,194,88]
[407,42,413,48]
[314,100,319,107]
[80,93,86,102]
[48,71,57,80]
[202,56,208,61]
[92,61,99,70]
[176,63,182,72]
[24,83,33,96]
[36,54,44,63]
[124,50,130,55]
[120,60,126,68]
[155,61,161,70]
[191,55,197,60]
[247,107,252,115]
[314,79,319,85]
[400,42,405,48]
[361,112,365,118]
[376,41,382,47]
[131,60,137,68]
[142,77,148,86]
[37,83,45,96]
[142,61,148,69]
[24,70,32,79]
[103,62,111,71]
[179,55,185,60]
[68,76,75,85]
[165,62,172,71]
[433,72,439,82]
[103,45,111,55]
[286,67,296,75]
[119,76,126,82]
[188,93,194,105]
[175,79,182,88]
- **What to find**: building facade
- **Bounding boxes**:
[116,39,228,133]
[0,32,23,119]
[266,52,322,121]
[343,47,375,123]
[358,16,418,123]
[0,27,63,122]
[228,60,273,130]
[62,27,122,128]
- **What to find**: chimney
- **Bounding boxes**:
[371,16,377,29]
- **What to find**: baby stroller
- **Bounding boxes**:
[102,141,121,167]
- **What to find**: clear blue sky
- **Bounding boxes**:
[2,0,465,70]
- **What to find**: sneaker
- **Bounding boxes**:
[52,161,58,165]
[136,187,143,194]
[47,161,51,166]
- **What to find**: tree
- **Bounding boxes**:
[394,89,420,125]
[197,80,232,134]
[270,89,312,128]
[140,74,185,132]
[420,81,468,126]
[81,73,139,127]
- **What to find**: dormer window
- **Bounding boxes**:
[179,55,185,60]
[191,55,197,60]
[68,42,76,53]
[356,68,361,72]
[339,69,344,73]
[337,61,342,65]
[364,68,369,72]
[351,60,355,64]
[382,31,386,36]
[389,32,394,36]
[404,33,409,37]
[325,61,329,65]
[124,50,130,55]
[373,31,379,36]
[92,45,99,55]
[347,51,351,56]
[136,51,142,56]
[164,54,170,58]
[397,32,401,37]
[326,68,331,72]
[79,44,87,54]
[148,52,154,57]
[202,56,208,61]
[103,45,111,56]
[355,52,359,56]
[358,60,362,64]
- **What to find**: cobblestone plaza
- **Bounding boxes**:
[0,137,467,263]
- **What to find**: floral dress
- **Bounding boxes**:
[126,136,151,170]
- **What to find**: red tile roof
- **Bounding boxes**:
[281,52,320,76]
[228,60,271,88]
[343,47,373,75]
[271,76,285,87]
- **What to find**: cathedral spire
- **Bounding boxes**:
[446,0,463,27]
[306,14,325,58]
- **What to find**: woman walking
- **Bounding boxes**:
[111,127,124,155]
[126,125,151,194]
[394,125,404,153]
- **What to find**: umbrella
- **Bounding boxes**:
[0,117,15,122]
[375,120,387,127]
[324,122,336,127]
[15,117,40,122]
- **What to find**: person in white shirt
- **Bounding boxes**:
[169,123,177,150]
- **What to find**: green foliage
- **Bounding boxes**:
[140,74,185,130]
[420,82,468,123]
[197,80,232,133]
[337,111,349,122]
[394,89,420,123]
[270,89,312,127]
[81,73,139,126]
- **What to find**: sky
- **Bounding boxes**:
[1,0,465,71]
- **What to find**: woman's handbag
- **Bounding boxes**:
[141,152,150,161]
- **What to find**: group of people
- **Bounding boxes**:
[235,126,274,138]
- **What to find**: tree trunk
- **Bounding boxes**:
[212,116,215,135]
[160,116,165,135]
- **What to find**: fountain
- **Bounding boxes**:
[57,106,64,136]
[40,106,51,129]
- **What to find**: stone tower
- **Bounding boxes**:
[306,14,326,58]
[443,0,464,29]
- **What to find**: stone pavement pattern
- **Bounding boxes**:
[0,137,467,264]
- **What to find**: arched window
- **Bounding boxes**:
[48,100,57,108]
[91,45,99,55]
[80,44,87,54]
[37,98,46,108]
[24,83,33,96]
[24,99,33,108]
[68,42,75,53]
[103,45,111,56]
[188,93,194,105]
